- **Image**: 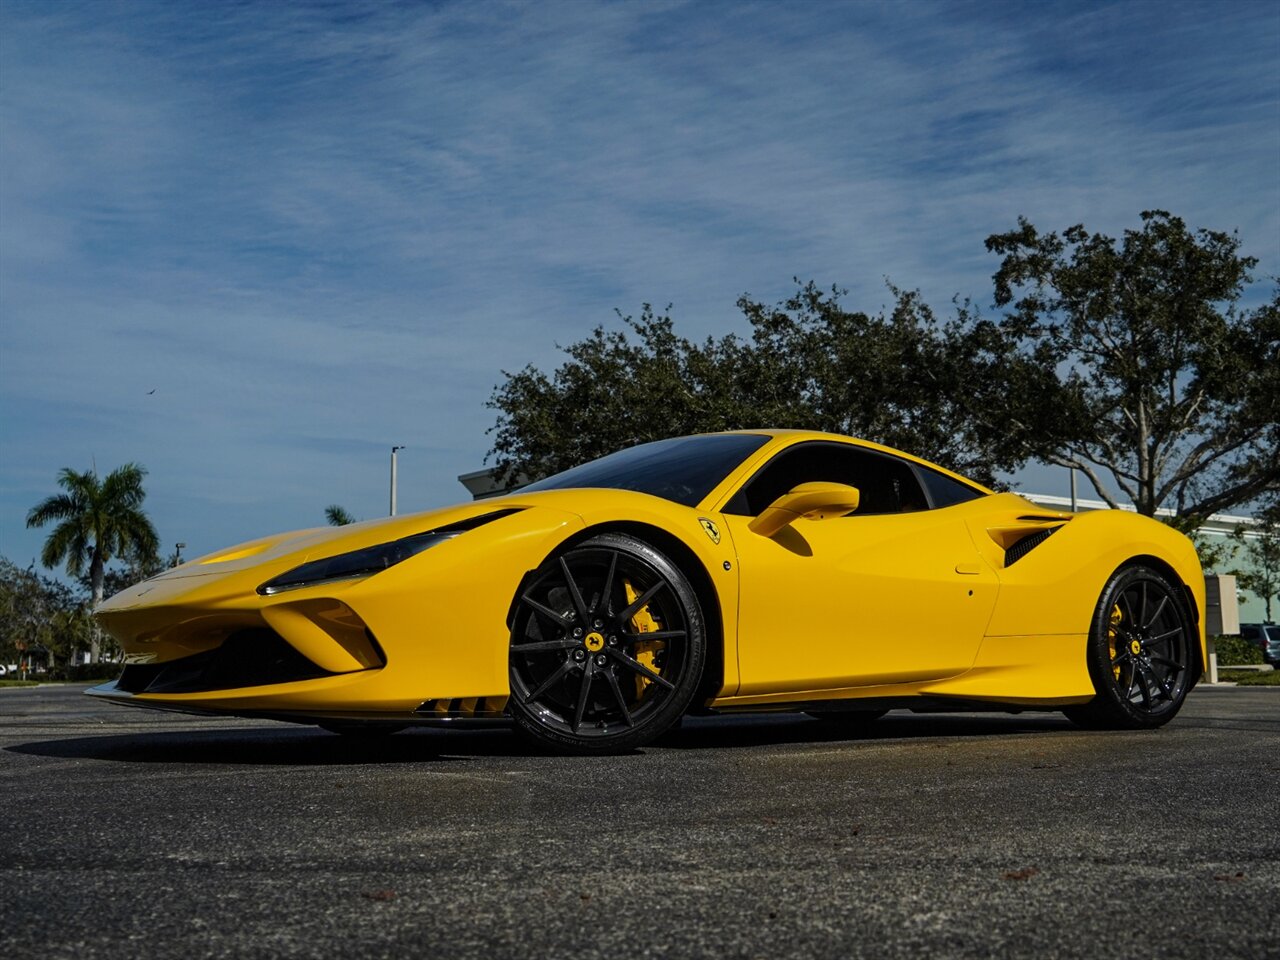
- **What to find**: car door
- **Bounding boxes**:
[720,441,999,697]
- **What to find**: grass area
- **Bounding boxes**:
[0,679,40,688]
[1218,669,1280,686]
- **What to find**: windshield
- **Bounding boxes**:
[520,434,770,506]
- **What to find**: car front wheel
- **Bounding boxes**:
[507,533,706,755]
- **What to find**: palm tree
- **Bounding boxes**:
[26,463,159,663]
[325,504,356,526]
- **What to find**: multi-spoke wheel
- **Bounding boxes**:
[507,533,706,754]
[1064,564,1195,730]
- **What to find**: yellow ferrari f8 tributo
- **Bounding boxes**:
[91,431,1205,753]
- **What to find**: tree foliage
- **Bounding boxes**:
[0,558,95,671]
[325,505,357,526]
[26,463,159,662]
[488,211,1276,528]
[982,210,1279,523]
[1234,523,1280,622]
[487,288,1036,489]
[487,305,758,484]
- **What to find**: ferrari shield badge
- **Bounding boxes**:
[698,517,720,544]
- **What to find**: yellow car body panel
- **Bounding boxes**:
[724,501,1001,696]
[90,429,1206,725]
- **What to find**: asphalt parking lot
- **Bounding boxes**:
[1,684,1276,960]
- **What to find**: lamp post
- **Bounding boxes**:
[174,542,186,567]
[390,445,405,516]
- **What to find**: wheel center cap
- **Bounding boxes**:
[1130,639,1142,655]
[584,632,605,652]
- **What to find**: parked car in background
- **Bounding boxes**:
[1240,623,1280,666]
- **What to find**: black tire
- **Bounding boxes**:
[318,722,407,737]
[1063,564,1194,730]
[507,533,706,755]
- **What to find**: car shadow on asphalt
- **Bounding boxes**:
[4,710,1083,765]
[4,726,473,765]
[664,711,1077,751]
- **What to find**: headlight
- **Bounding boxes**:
[257,508,520,596]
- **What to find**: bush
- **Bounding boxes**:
[46,663,122,683]
[1213,635,1264,665]
[1217,668,1279,685]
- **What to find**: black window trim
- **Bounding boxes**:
[725,439,943,517]
[907,460,989,510]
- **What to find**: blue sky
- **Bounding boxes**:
[2,0,1278,571]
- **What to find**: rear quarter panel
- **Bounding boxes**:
[979,507,1206,662]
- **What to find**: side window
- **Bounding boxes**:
[916,465,984,508]
[724,442,928,516]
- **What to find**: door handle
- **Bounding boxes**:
[954,562,981,575]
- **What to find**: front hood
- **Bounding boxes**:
[185,502,523,575]
[97,485,691,615]
[98,498,540,612]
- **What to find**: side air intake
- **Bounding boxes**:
[1004,527,1060,567]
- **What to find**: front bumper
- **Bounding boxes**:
[92,506,582,718]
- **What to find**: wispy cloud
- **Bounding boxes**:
[2,0,1277,561]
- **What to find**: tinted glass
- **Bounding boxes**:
[916,464,985,508]
[725,442,929,516]
[521,434,771,506]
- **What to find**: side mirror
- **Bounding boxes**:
[747,482,861,538]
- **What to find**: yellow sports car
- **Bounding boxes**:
[91,430,1205,754]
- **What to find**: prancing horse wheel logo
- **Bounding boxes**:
[584,632,605,652]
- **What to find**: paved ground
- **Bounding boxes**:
[1,684,1276,960]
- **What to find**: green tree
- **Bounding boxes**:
[325,505,356,526]
[1234,523,1280,622]
[487,289,1039,488]
[981,210,1279,523]
[487,305,757,484]
[26,464,159,662]
[487,211,1275,526]
[0,558,90,672]
[734,282,1047,486]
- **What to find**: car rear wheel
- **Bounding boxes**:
[1063,564,1194,730]
[507,533,705,755]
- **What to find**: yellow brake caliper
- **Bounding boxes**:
[623,578,663,698]
[1109,604,1124,680]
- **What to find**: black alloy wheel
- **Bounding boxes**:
[508,533,706,754]
[1064,564,1195,730]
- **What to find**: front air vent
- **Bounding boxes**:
[1004,527,1060,567]
[116,629,332,694]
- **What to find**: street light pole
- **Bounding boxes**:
[390,445,405,516]
[174,542,186,567]
[1069,467,1078,513]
